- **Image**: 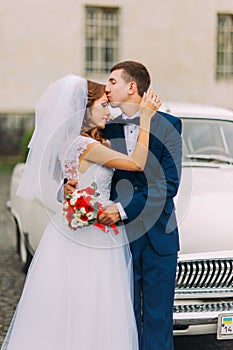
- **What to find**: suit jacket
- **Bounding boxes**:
[103,111,182,256]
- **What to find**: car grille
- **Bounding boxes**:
[174,301,233,314]
[175,258,233,298]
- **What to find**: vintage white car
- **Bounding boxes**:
[8,102,233,340]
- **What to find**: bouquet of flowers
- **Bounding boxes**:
[63,182,118,234]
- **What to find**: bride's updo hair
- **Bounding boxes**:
[81,80,108,144]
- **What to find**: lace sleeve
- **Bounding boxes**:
[63,136,97,181]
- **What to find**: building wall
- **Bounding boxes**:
[0,0,86,112]
[0,0,233,113]
[119,0,233,109]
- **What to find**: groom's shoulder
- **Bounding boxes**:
[150,111,182,137]
[153,110,181,131]
[156,110,181,125]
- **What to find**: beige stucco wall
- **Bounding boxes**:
[0,0,86,111]
[0,0,233,112]
[120,0,233,109]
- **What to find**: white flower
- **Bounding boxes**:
[70,197,76,206]
[87,212,94,220]
[73,213,81,221]
[63,202,69,209]
[70,219,79,229]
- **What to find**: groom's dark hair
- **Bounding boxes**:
[110,60,151,97]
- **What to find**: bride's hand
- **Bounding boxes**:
[64,179,77,198]
[139,89,161,120]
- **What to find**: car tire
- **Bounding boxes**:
[14,217,21,256]
[22,233,33,274]
[14,219,33,273]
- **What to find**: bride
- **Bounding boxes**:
[1,74,160,350]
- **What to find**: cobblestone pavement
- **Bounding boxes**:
[0,173,233,349]
[174,334,233,350]
[0,174,25,346]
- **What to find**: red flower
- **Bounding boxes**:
[80,214,88,222]
[75,196,89,209]
[67,212,73,221]
[85,187,96,195]
[84,196,94,210]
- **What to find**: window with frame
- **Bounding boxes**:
[216,14,233,80]
[85,6,119,74]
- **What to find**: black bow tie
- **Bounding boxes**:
[116,116,140,126]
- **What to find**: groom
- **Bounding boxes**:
[66,61,182,350]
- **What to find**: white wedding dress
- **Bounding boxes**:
[1,136,138,350]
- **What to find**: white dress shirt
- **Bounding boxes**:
[116,112,140,220]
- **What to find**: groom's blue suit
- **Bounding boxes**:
[103,111,182,350]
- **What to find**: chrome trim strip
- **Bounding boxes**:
[175,258,233,295]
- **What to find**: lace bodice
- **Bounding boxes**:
[63,136,114,203]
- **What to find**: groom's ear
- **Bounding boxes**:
[128,81,137,95]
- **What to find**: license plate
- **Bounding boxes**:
[217,314,233,340]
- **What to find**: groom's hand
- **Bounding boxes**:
[98,204,120,226]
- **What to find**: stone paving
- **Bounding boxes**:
[0,174,25,346]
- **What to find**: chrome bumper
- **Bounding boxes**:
[173,300,233,335]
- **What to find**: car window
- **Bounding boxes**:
[182,118,233,160]
[222,123,233,155]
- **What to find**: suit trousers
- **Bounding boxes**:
[130,233,177,350]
